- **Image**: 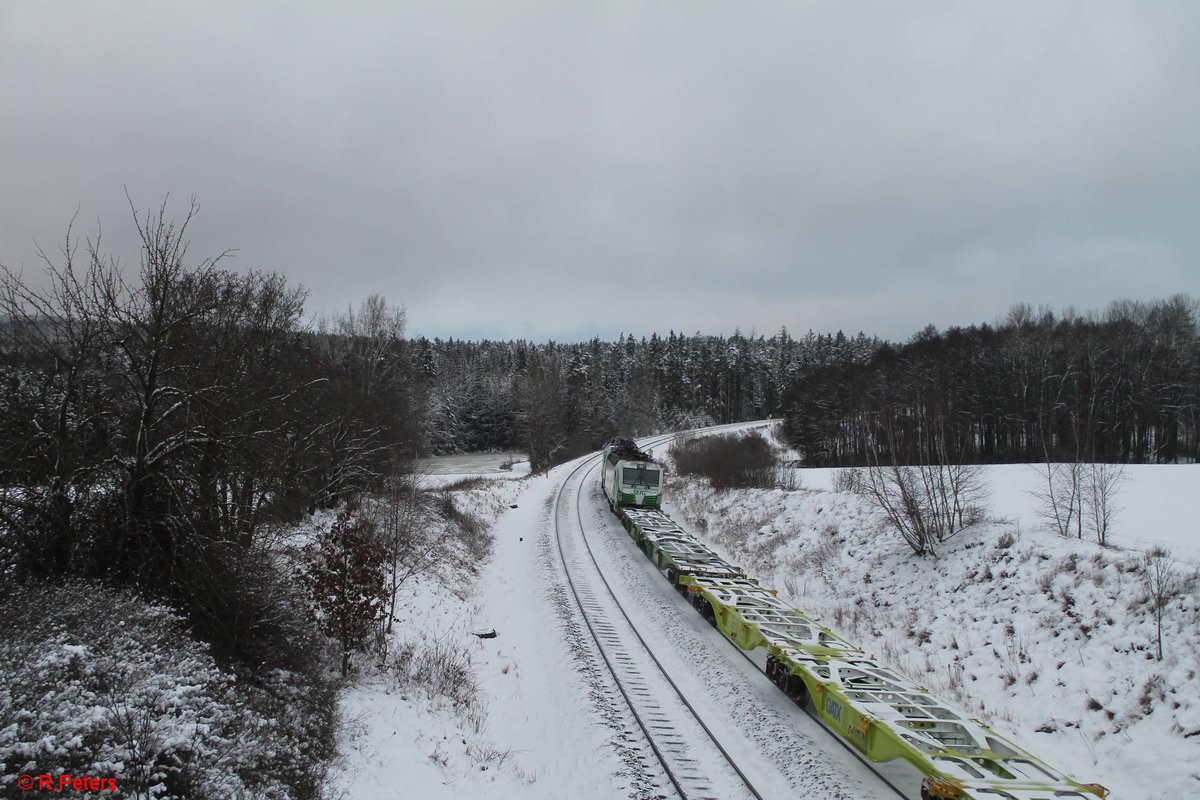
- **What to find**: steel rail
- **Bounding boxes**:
[550,424,764,800]
[550,448,691,799]
[571,434,766,800]
[554,421,919,800]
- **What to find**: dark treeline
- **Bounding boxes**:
[0,203,422,670]
[0,203,439,796]
[419,328,879,470]
[783,297,1200,467]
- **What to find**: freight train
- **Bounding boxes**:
[599,437,1108,800]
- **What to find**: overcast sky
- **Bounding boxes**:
[2,2,1197,343]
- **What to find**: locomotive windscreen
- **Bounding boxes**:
[621,466,660,487]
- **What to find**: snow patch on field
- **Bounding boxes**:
[666,465,1200,800]
[796,464,1200,561]
[419,452,532,488]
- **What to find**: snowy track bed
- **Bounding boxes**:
[558,431,914,800]
[554,456,763,800]
[331,473,636,799]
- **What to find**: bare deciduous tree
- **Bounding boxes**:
[1141,548,1185,662]
[311,293,420,506]
[1032,461,1125,545]
[0,215,114,572]
[1032,460,1083,540]
[373,457,440,638]
[863,407,989,556]
[1084,462,1125,546]
[864,462,936,555]
[862,461,988,556]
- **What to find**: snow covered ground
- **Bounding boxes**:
[418,452,531,488]
[798,464,1200,562]
[329,445,1197,800]
[667,461,1199,800]
[329,461,640,799]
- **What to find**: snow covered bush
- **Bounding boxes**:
[862,461,990,554]
[301,503,389,676]
[390,634,479,712]
[0,582,333,799]
[832,466,867,494]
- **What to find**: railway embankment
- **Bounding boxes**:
[665,466,1200,800]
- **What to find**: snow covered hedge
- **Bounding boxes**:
[0,583,334,799]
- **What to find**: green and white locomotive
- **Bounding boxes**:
[601,437,662,509]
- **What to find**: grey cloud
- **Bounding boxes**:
[2,2,1197,343]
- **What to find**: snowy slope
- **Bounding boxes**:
[666,464,1200,800]
[798,464,1200,562]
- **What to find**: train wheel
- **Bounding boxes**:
[919,783,933,800]
[767,657,788,690]
[786,675,810,708]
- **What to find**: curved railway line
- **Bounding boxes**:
[550,423,913,799]
[551,430,762,800]
[548,421,1111,800]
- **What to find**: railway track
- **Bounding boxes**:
[550,422,924,800]
[568,420,1108,800]
[551,431,763,800]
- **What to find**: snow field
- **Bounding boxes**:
[665,464,1200,800]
